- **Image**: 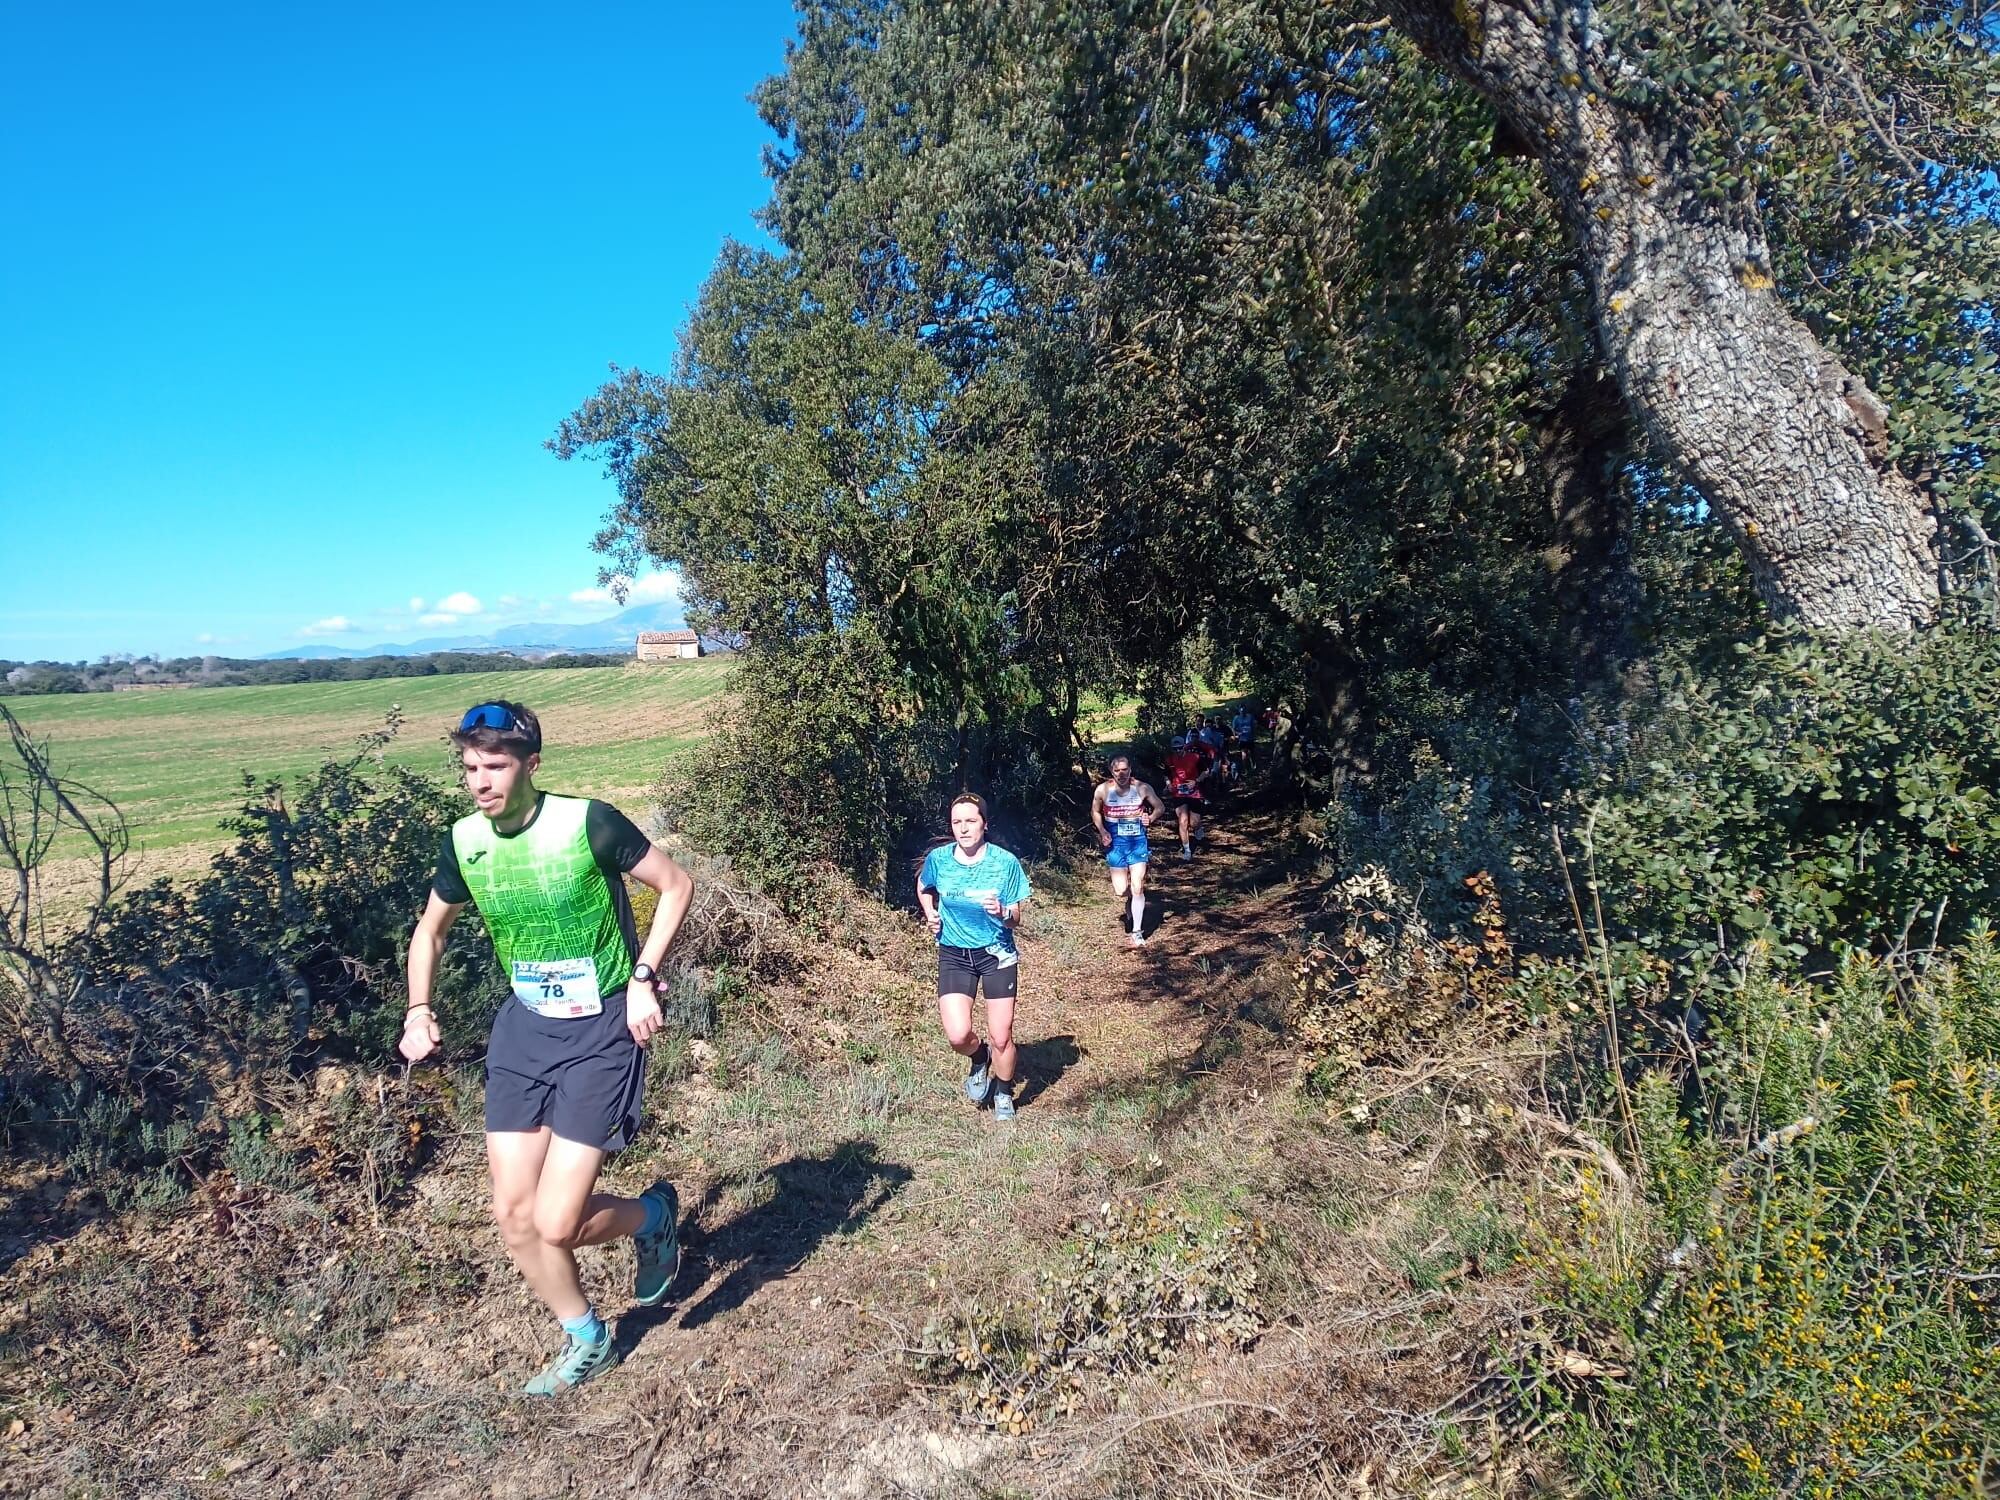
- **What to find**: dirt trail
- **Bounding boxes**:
[1026,803,1308,1115]
[2,795,1319,1500]
[488,798,1316,1498]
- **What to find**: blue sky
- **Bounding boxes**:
[1,1,797,660]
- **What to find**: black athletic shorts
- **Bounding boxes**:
[484,997,647,1152]
[937,943,1020,1001]
[1170,794,1207,814]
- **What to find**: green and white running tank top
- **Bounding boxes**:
[450,794,635,994]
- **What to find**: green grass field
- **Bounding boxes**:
[2,662,734,868]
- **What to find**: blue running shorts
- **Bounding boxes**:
[1105,832,1151,868]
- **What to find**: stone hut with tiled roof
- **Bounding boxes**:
[636,629,702,661]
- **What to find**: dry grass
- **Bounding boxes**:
[1,804,1573,1499]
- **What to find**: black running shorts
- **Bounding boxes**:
[484,999,647,1152]
[937,943,1020,1001]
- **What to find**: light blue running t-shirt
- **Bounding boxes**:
[919,842,1031,953]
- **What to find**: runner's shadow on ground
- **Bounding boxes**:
[0,1192,106,1276]
[1117,885,1187,941]
[1015,1033,1081,1106]
[634,1141,912,1338]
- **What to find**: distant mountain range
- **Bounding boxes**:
[258,601,687,660]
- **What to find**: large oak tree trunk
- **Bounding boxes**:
[1381,0,1939,631]
[1541,362,1636,669]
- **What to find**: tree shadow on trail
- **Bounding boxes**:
[629,1141,911,1341]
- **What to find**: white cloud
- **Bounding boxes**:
[436,591,483,615]
[419,612,459,627]
[497,594,524,609]
[628,572,680,603]
[572,571,679,608]
[409,596,426,612]
[196,632,217,644]
[300,616,355,637]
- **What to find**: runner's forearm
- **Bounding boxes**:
[636,865,695,971]
[406,926,445,1011]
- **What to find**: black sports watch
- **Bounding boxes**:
[632,962,656,984]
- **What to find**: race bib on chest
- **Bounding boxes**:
[1108,800,1144,836]
[511,957,604,1018]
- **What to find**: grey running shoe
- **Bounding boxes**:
[633,1180,681,1308]
[992,1086,1016,1122]
[965,1045,993,1105]
[522,1330,620,1397]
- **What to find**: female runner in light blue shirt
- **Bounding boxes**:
[916,792,1031,1120]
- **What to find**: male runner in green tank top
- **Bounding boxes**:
[398,701,695,1396]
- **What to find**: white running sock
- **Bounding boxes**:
[1130,890,1145,937]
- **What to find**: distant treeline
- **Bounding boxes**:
[0,651,628,695]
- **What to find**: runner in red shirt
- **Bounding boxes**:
[1163,736,1213,861]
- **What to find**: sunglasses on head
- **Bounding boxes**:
[458,703,517,733]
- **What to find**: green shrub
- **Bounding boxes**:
[660,635,924,908]
[3,715,495,1186]
[56,716,493,1099]
[1583,623,2000,971]
[224,1112,301,1191]
[1324,746,1545,936]
[661,636,1072,912]
[53,1091,199,1205]
[657,967,721,1038]
[1525,937,2000,1498]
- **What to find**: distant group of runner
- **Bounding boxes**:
[925,703,1270,1121]
[400,695,1275,1396]
[1124,703,1271,860]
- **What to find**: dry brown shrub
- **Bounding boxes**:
[628,842,784,975]
[1291,867,1523,1078]
[908,1196,1267,1437]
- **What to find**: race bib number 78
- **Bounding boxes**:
[510,957,604,1019]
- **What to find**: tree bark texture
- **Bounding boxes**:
[1541,363,1637,669]
[1381,0,1939,631]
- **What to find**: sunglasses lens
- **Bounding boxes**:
[459,703,513,732]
